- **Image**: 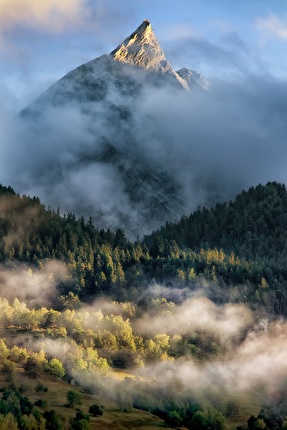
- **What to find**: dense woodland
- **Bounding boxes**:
[0,181,287,429]
[0,182,287,314]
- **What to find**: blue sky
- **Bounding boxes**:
[1,0,287,112]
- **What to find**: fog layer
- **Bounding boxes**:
[1,41,287,237]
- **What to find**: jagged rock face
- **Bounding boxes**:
[20,21,206,237]
[177,67,209,90]
[111,20,168,70]
[110,20,189,89]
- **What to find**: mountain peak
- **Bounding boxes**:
[110,20,166,71]
[110,20,189,88]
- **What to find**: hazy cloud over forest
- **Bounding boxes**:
[0,261,68,306]
[1,68,287,236]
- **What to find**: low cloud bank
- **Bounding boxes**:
[0,261,68,306]
[0,70,286,237]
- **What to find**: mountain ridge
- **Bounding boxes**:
[21,20,207,114]
[19,21,207,238]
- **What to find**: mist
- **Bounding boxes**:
[18,292,287,413]
[135,75,287,205]
[134,296,253,338]
[0,257,283,413]
[0,47,287,237]
[0,260,68,306]
[135,319,287,403]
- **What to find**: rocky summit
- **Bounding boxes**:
[110,20,189,89]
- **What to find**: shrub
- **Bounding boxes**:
[35,383,48,393]
[34,399,48,408]
[66,391,82,408]
[88,403,104,416]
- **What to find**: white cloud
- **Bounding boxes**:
[256,13,287,40]
[0,0,90,32]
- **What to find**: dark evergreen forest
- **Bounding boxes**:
[0,181,287,315]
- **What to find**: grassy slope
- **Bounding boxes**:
[0,369,175,430]
[0,367,262,430]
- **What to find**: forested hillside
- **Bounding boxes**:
[144,182,287,314]
[145,181,287,259]
[0,182,287,314]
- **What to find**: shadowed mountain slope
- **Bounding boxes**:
[20,21,209,238]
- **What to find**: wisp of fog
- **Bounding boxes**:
[1,60,287,237]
